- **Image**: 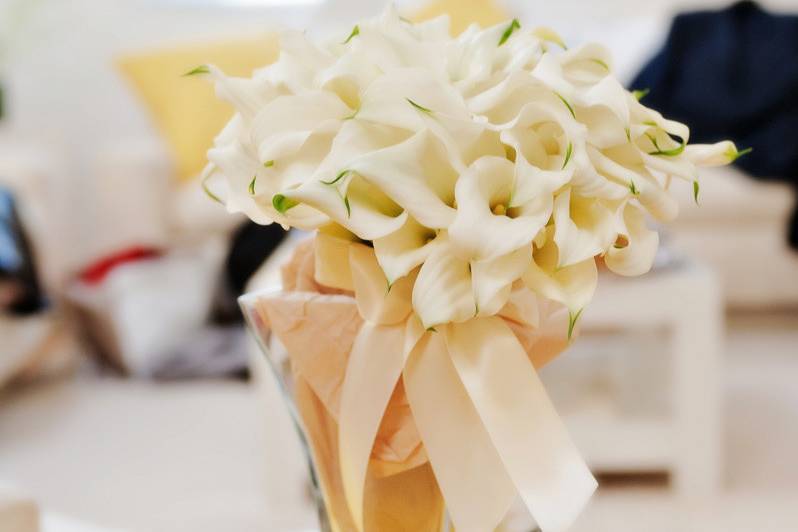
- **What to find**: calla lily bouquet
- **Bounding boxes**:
[198,6,740,531]
[199,6,738,334]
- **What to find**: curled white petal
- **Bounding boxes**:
[207,65,278,121]
[553,188,618,268]
[472,245,533,317]
[604,204,659,276]
[348,129,457,229]
[279,178,407,241]
[357,68,470,132]
[373,217,441,285]
[412,237,477,328]
[559,43,613,84]
[684,141,739,167]
[251,91,350,163]
[522,227,598,313]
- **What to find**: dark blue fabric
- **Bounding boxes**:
[0,185,45,315]
[631,1,798,247]
[0,190,22,272]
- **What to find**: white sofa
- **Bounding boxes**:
[669,166,798,309]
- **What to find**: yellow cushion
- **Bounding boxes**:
[117,36,279,182]
[410,0,510,35]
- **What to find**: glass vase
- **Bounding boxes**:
[240,289,540,532]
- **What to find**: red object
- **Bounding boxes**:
[79,247,162,285]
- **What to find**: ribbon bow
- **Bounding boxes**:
[250,236,596,532]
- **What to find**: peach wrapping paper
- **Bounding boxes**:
[250,235,596,532]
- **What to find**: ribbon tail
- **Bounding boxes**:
[338,317,425,531]
[338,322,407,531]
[404,331,518,532]
[444,317,597,532]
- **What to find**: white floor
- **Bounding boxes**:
[0,378,276,532]
[1,312,797,531]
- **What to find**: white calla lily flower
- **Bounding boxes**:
[204,65,279,121]
[412,236,477,329]
[587,145,679,222]
[684,140,744,166]
[357,68,470,132]
[374,217,441,285]
[629,100,690,145]
[251,91,350,163]
[472,245,533,317]
[448,157,548,261]
[411,233,533,328]
[558,43,613,84]
[604,203,659,276]
[348,129,458,229]
[562,78,630,152]
[277,176,408,241]
[523,227,598,318]
[553,188,618,268]
[265,30,334,92]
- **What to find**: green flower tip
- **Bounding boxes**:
[343,195,351,218]
[654,143,685,157]
[532,27,567,50]
[322,169,351,185]
[632,88,650,101]
[590,58,610,71]
[406,98,433,114]
[183,65,210,77]
[693,180,700,205]
[648,134,685,157]
[498,18,521,46]
[555,92,576,119]
[426,326,438,333]
[629,180,640,196]
[273,194,299,214]
[248,175,257,196]
[343,25,360,44]
[344,106,359,120]
[568,308,583,341]
[202,179,223,205]
[263,160,274,168]
[729,146,753,162]
[562,141,573,169]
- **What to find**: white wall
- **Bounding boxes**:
[0,0,342,279]
[0,0,795,280]
[4,0,795,168]
[2,0,321,169]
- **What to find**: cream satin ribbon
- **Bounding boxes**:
[338,245,425,529]
[337,242,596,532]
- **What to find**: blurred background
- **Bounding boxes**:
[1,0,797,530]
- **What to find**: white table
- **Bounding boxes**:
[564,257,723,498]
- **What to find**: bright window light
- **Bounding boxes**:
[174,0,324,6]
